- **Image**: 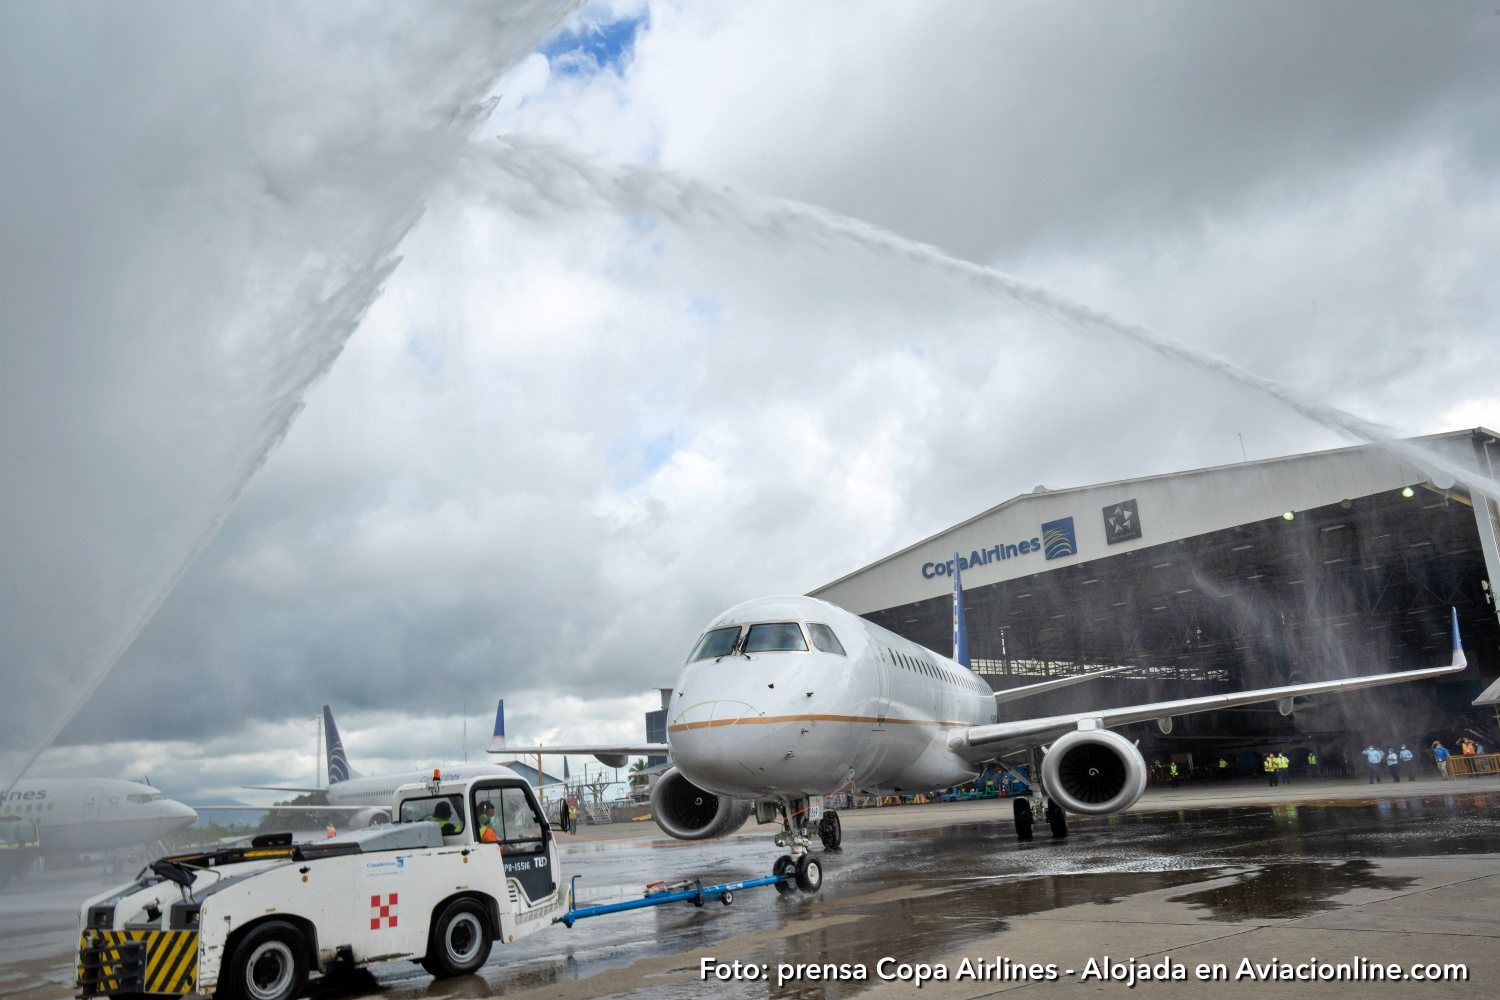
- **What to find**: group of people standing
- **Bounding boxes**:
[1261,751,1294,786]
[1361,745,1415,783]
[1432,737,1486,779]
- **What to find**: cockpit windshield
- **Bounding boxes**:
[744,622,808,652]
[689,626,742,661]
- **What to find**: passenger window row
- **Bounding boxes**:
[882,646,988,694]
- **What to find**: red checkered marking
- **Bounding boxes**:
[369,892,398,930]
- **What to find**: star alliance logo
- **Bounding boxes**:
[1103,499,1142,544]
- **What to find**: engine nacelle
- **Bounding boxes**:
[1041,728,1148,815]
[348,807,389,828]
[649,766,752,840]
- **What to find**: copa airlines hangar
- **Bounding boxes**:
[809,428,1500,771]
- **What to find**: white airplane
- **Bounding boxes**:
[492,557,1468,888]
[227,704,528,827]
[0,777,198,887]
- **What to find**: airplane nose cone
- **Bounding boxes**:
[169,801,199,826]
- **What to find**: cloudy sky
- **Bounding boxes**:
[3,1,1497,802]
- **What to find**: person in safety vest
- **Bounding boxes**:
[478,801,500,843]
[1217,757,1229,780]
[1277,753,1291,785]
[1264,754,1277,787]
[1306,751,1318,778]
[424,799,462,835]
[1169,761,1180,787]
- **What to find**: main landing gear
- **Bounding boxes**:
[1013,794,1068,840]
[1012,749,1068,842]
[818,810,842,851]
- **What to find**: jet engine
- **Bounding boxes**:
[348,807,389,828]
[1040,728,1148,815]
[649,766,752,840]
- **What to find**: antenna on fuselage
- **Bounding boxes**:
[952,550,970,668]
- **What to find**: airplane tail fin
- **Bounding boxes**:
[492,699,506,748]
[323,705,352,785]
[952,550,970,668]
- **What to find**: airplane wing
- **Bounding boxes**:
[957,608,1468,754]
[992,666,1132,705]
[192,804,376,814]
[487,743,668,757]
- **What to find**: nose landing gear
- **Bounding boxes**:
[772,853,822,894]
[766,796,832,892]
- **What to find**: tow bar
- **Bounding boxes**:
[556,871,789,928]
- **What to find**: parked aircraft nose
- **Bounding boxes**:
[163,800,198,828]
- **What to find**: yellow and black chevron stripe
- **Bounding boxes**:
[77,929,198,996]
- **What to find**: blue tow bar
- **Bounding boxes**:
[556,872,788,928]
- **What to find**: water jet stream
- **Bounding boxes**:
[1,4,578,796]
[469,134,1500,505]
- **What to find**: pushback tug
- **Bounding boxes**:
[76,768,804,1000]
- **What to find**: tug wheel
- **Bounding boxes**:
[794,854,823,893]
[422,898,493,978]
[1045,800,1069,839]
[1013,798,1034,841]
[220,921,307,1000]
[772,854,796,894]
[721,890,734,906]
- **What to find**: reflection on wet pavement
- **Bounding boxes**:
[1166,859,1416,920]
[3,792,1495,1000]
[342,793,1497,1000]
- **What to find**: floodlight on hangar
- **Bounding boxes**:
[1282,511,1295,520]
[1402,486,1416,498]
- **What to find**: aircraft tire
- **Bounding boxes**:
[794,854,822,893]
[773,854,796,894]
[1013,798,1033,841]
[818,811,842,851]
[1046,800,1069,839]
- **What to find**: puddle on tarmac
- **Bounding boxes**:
[1166,859,1416,920]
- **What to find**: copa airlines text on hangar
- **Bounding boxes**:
[920,515,1075,578]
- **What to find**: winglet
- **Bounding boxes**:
[492,699,506,747]
[1451,607,1461,653]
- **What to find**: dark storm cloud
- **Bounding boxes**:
[8,1,1497,794]
[632,2,1500,261]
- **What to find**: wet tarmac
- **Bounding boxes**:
[3,786,1497,999]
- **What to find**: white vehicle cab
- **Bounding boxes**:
[76,770,563,1000]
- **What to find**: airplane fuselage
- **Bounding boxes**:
[667,596,997,799]
[325,765,520,811]
[1,778,198,856]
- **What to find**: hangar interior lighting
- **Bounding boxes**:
[1402,486,1416,498]
[1282,511,1295,520]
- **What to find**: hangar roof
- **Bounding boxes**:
[811,427,1498,618]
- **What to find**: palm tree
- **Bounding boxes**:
[628,759,648,793]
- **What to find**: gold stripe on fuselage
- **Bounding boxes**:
[667,713,971,733]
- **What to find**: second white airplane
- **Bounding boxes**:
[495,561,1467,889]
